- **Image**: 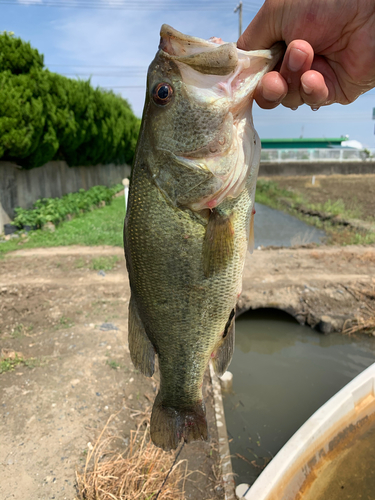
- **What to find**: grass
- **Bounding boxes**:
[0,195,125,257]
[1,180,373,255]
[343,284,375,336]
[0,353,43,374]
[106,359,122,370]
[74,256,120,271]
[76,415,187,500]
[91,256,119,271]
[255,178,375,246]
[57,315,75,329]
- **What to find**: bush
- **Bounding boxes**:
[0,33,140,169]
[0,31,44,74]
[13,184,123,229]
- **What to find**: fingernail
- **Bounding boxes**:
[261,85,282,103]
[301,81,313,95]
[288,48,308,72]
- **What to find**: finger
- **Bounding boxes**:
[254,72,288,109]
[300,70,329,107]
[279,40,314,109]
[308,55,342,105]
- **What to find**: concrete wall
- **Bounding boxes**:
[259,161,375,177]
[0,160,131,231]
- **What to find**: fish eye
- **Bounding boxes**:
[152,82,173,105]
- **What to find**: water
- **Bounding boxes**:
[223,309,375,486]
[303,416,375,500]
[254,202,326,248]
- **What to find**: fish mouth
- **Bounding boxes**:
[154,26,284,211]
[158,24,283,108]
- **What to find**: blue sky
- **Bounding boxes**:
[2,0,375,148]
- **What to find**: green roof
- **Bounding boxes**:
[261,138,345,149]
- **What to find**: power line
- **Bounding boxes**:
[0,0,261,11]
[59,73,146,77]
[99,85,145,88]
[46,64,147,69]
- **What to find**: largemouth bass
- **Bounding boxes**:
[124,25,281,451]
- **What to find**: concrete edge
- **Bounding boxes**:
[209,362,237,500]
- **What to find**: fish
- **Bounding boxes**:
[124,25,282,451]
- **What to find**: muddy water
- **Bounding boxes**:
[303,416,375,500]
[223,309,375,486]
[254,202,326,247]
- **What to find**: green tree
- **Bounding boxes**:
[0,32,140,169]
[0,31,44,74]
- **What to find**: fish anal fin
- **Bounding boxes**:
[203,208,234,278]
[150,392,208,451]
[248,206,255,254]
[212,308,235,376]
[128,296,155,377]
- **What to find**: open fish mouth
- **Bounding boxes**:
[158,24,283,112]
[150,25,283,211]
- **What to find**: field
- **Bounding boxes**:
[256,174,375,245]
[1,176,374,499]
[273,174,375,222]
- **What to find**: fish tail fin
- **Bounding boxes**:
[150,392,208,450]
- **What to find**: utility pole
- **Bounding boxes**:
[234,1,243,38]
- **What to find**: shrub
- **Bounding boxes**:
[13,184,123,229]
[0,33,140,169]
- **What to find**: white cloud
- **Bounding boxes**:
[17,0,43,4]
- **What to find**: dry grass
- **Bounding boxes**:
[75,413,187,500]
[343,284,375,336]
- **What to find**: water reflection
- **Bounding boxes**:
[224,308,375,485]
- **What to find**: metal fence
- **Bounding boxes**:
[260,148,374,162]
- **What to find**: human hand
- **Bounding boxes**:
[237,0,375,110]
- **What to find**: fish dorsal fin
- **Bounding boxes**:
[203,207,234,278]
[248,207,255,254]
[128,295,155,377]
[212,308,235,376]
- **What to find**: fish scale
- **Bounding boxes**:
[124,24,282,450]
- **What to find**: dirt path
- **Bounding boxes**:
[0,244,374,500]
[0,248,223,500]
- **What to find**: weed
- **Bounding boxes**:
[0,194,126,257]
[58,316,74,328]
[255,178,375,246]
[11,323,25,338]
[91,256,119,271]
[0,354,24,373]
[106,360,121,370]
[74,258,87,269]
[13,184,123,230]
[0,354,44,373]
[75,416,187,500]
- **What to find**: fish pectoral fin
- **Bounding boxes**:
[203,207,234,277]
[128,296,155,377]
[212,308,235,376]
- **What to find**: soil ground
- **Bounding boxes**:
[1,244,374,500]
[0,247,223,500]
[272,174,375,221]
